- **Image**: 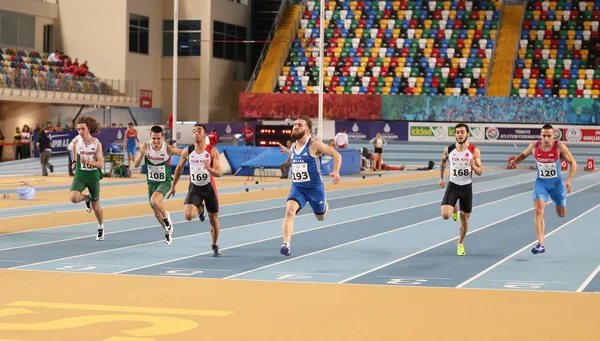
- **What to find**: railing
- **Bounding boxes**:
[245,0,290,92]
[0,68,137,102]
[507,1,528,95]
[271,3,304,92]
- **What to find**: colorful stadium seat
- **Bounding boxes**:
[275,0,503,96]
[511,0,600,98]
[0,47,114,95]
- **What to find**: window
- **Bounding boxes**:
[129,14,149,54]
[162,20,201,56]
[0,10,34,49]
[213,21,246,62]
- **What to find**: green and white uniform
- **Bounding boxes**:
[70,137,103,201]
[145,141,172,205]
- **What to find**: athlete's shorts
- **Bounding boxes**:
[287,182,327,215]
[374,147,383,154]
[184,183,219,213]
[441,182,473,213]
[148,181,172,207]
[126,142,136,156]
[533,179,566,207]
[70,176,101,202]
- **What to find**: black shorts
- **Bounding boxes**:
[374,147,383,154]
[441,182,473,213]
[184,183,219,213]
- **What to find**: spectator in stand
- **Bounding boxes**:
[242,122,254,146]
[13,127,21,160]
[328,139,336,147]
[334,128,348,148]
[0,127,4,161]
[208,129,218,146]
[48,50,60,65]
[20,125,32,159]
[279,139,293,179]
[36,130,54,176]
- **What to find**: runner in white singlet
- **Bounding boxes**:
[168,124,223,257]
[439,123,483,256]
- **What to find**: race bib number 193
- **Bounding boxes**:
[292,163,310,182]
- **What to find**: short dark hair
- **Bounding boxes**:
[298,115,313,130]
[542,124,553,130]
[455,122,470,133]
[128,122,134,126]
[194,123,207,133]
[150,125,163,134]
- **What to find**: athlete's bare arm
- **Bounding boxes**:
[312,139,342,184]
[558,142,577,193]
[470,147,483,176]
[133,142,147,168]
[168,148,189,198]
[513,142,536,165]
[439,146,449,188]
[167,144,183,156]
[205,148,223,177]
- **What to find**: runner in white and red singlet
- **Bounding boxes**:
[439,123,483,256]
[168,124,223,257]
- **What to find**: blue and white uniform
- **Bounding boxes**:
[287,137,327,215]
[533,140,566,207]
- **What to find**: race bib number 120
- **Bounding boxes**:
[538,162,558,179]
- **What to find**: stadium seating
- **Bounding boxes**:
[0,47,115,95]
[511,0,600,98]
[274,0,504,96]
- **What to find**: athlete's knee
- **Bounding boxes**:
[184,211,195,221]
[69,191,79,203]
[556,207,566,217]
[150,197,162,209]
[315,213,325,221]
[208,213,219,226]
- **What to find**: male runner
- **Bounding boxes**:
[133,125,182,245]
[439,123,483,256]
[69,116,105,241]
[168,124,223,256]
[509,124,577,254]
[280,115,342,256]
[123,122,139,167]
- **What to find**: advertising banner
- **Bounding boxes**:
[139,89,153,108]
[408,122,486,142]
[383,95,600,125]
[47,130,79,154]
[563,126,600,143]
[334,121,408,141]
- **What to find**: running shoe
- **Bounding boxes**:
[531,243,545,254]
[280,243,291,256]
[96,228,104,241]
[457,243,465,256]
[198,205,206,222]
[85,197,92,214]
[165,225,174,246]
[212,244,221,257]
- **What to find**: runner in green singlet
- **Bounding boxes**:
[68,116,105,241]
[134,125,182,245]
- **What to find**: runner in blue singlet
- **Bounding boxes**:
[510,124,577,254]
[279,115,342,256]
